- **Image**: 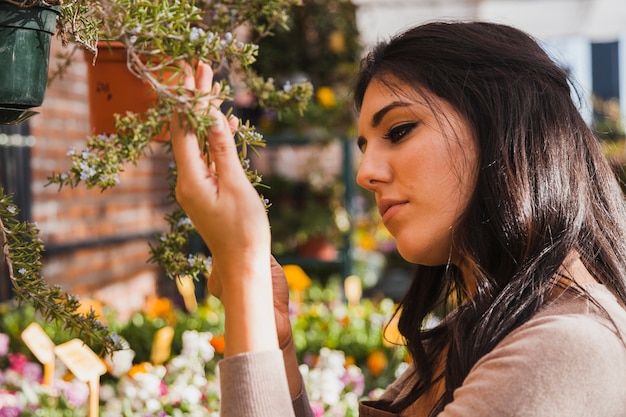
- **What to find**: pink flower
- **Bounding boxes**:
[0,406,20,417]
[0,334,9,357]
[8,353,41,382]
[0,390,21,417]
[310,402,325,417]
[8,353,28,374]
[59,380,89,407]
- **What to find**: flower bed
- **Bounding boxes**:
[0,282,410,416]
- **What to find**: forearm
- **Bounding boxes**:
[221,260,279,357]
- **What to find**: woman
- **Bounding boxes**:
[171,21,626,416]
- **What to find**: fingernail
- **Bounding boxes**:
[209,112,226,133]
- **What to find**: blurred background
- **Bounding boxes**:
[2,2,626,413]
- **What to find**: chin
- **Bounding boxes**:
[397,243,451,267]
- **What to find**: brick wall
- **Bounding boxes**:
[27,38,176,318]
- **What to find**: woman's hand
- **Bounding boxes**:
[171,62,271,281]
[171,61,277,356]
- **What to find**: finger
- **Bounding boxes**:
[171,63,215,178]
[195,62,215,112]
[207,266,223,300]
[170,65,204,168]
[206,107,247,183]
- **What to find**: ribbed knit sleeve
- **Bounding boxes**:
[218,350,296,417]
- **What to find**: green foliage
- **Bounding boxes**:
[593,96,625,141]
[252,0,360,138]
[0,190,120,353]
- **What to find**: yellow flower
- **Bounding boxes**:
[316,86,336,109]
[356,230,377,251]
[283,264,312,291]
[328,30,346,53]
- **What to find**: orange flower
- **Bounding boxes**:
[367,350,388,377]
[144,295,176,324]
[128,362,150,377]
[76,298,105,324]
[210,334,226,354]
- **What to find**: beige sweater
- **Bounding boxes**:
[219,283,626,416]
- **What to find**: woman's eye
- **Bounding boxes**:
[382,122,419,143]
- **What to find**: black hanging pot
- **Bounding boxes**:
[0,1,60,124]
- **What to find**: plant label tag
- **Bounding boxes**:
[22,322,56,385]
[176,275,198,313]
[150,325,175,365]
[22,322,55,364]
[344,275,362,306]
[54,339,106,382]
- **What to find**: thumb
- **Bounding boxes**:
[207,266,223,300]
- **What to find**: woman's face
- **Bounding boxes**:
[356,78,478,266]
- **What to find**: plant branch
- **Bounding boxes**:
[0,189,121,354]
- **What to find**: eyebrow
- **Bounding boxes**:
[371,101,413,127]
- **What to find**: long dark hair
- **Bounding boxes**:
[354,21,626,414]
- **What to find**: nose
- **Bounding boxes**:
[356,149,389,192]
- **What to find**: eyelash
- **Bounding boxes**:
[382,122,419,143]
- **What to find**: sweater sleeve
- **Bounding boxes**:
[218,350,315,417]
[437,313,626,417]
[219,350,295,417]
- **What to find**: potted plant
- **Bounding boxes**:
[0,0,60,124]
[1,0,316,354]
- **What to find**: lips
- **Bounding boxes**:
[378,199,408,223]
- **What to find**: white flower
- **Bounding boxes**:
[190,27,205,42]
[181,330,215,363]
[177,217,193,228]
[105,339,135,378]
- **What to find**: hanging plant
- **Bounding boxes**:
[1,0,315,354]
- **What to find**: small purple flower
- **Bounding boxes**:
[0,405,21,417]
[0,391,21,417]
[59,380,89,407]
[21,361,42,383]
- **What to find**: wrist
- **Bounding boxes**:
[219,261,279,357]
